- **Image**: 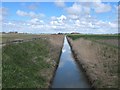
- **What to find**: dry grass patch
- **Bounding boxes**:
[68,37,118,88]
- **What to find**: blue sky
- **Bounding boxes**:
[2,2,71,20]
[1,1,119,34]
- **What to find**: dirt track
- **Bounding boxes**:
[68,37,118,88]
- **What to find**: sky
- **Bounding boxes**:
[0,0,119,34]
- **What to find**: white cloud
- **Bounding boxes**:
[75,20,81,27]
[94,20,117,31]
[66,3,82,15]
[50,15,66,26]
[93,2,111,13]
[65,1,112,15]
[83,6,91,14]
[51,16,57,20]
[29,11,36,17]
[65,2,91,17]
[30,18,39,24]
[16,10,27,16]
[108,22,117,28]
[16,10,45,18]
[68,15,79,20]
[3,13,118,34]
[2,1,117,34]
[54,0,65,8]
[57,15,67,20]
[50,20,59,25]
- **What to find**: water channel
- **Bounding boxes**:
[52,36,91,88]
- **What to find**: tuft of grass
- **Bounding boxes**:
[2,39,51,88]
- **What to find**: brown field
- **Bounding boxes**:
[67,37,118,88]
[96,39,118,47]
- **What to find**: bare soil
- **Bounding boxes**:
[68,37,118,88]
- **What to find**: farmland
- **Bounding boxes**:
[1,33,119,88]
[67,34,119,48]
[2,34,64,88]
[67,34,119,88]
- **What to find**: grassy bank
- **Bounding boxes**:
[2,35,64,88]
[67,34,119,88]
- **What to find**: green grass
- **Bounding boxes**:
[67,34,119,40]
[2,39,51,88]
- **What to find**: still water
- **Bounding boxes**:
[52,36,91,88]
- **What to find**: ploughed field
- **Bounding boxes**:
[2,34,64,88]
[67,34,119,88]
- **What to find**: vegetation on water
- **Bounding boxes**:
[3,38,52,88]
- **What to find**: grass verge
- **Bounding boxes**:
[2,39,53,88]
[67,34,119,88]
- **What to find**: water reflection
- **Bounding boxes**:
[52,36,91,88]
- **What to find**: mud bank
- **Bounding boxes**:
[44,35,65,88]
[67,37,94,89]
[49,36,64,88]
[67,36,118,89]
